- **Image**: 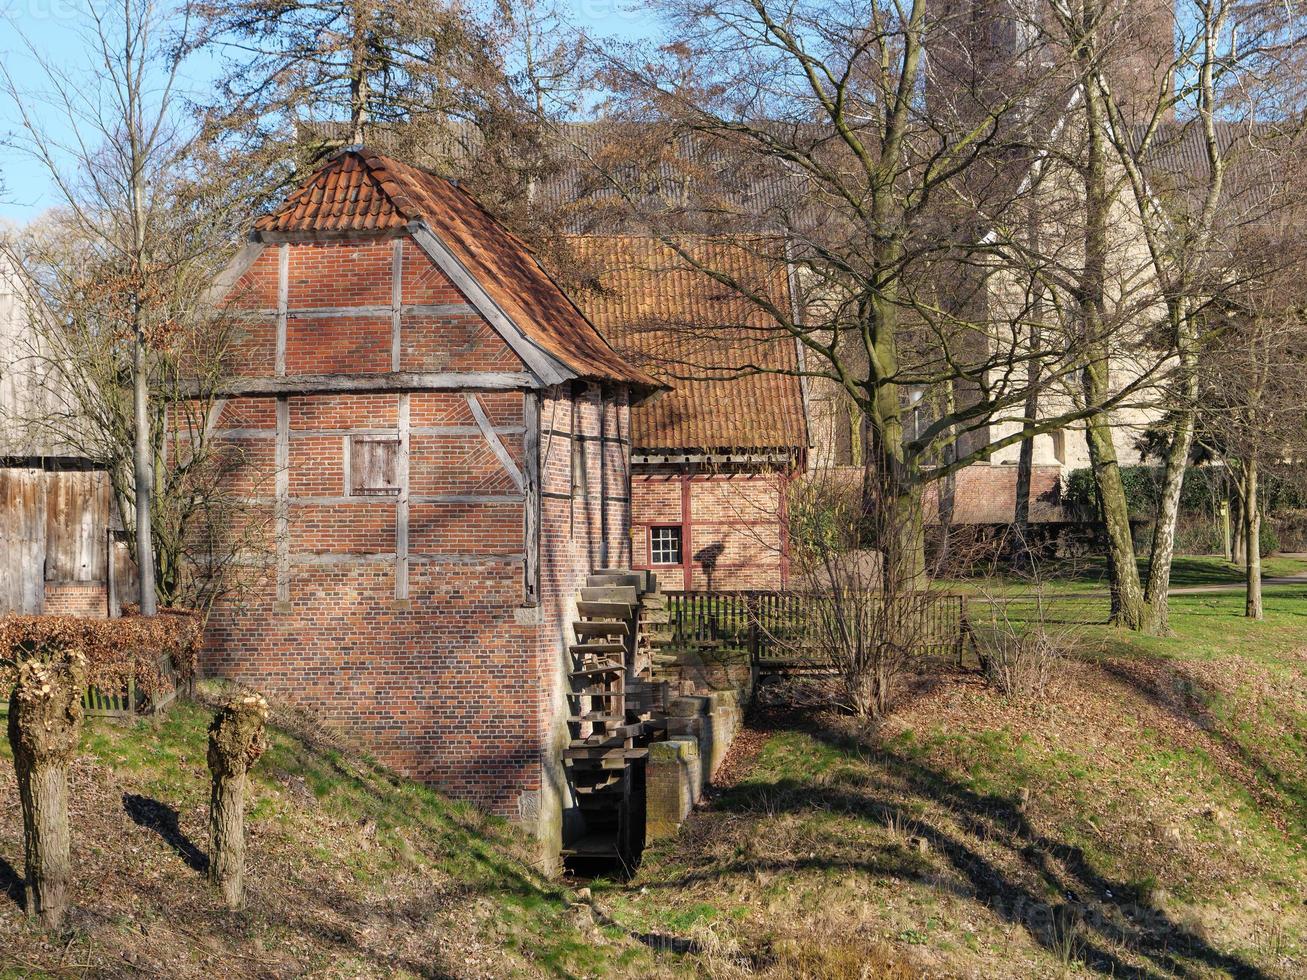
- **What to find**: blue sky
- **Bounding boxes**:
[0,1,663,225]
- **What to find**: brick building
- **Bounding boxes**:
[570,236,808,592]
[201,149,658,854]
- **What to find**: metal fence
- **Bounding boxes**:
[665,590,974,674]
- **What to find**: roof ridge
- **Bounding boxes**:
[354,148,424,223]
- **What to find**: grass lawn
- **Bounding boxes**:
[2,586,1304,977]
[599,587,1307,978]
[939,553,1307,598]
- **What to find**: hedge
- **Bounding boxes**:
[0,609,202,698]
[1063,465,1306,522]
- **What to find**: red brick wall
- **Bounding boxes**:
[201,233,638,823]
[631,467,790,592]
[43,581,108,618]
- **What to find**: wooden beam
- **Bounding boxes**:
[211,424,525,440]
[275,244,289,377]
[248,303,477,319]
[190,371,536,398]
[233,493,525,506]
[395,393,410,600]
[391,239,403,372]
[466,393,525,492]
[523,391,541,607]
[275,397,290,605]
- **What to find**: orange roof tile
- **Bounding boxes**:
[568,236,808,453]
[254,149,658,390]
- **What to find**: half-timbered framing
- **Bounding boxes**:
[200,149,658,859]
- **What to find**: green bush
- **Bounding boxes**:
[1260,522,1280,558]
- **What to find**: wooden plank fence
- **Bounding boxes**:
[0,468,112,615]
[666,590,975,675]
[0,652,180,719]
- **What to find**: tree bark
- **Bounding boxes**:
[7,650,87,930]
[1077,53,1147,631]
[133,327,158,615]
[1245,460,1263,620]
[1231,490,1245,566]
[207,692,269,909]
[1083,367,1148,629]
[349,0,372,144]
[1143,305,1198,635]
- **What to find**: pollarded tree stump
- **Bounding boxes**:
[7,649,88,929]
[207,691,268,909]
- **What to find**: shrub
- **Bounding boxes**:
[0,610,202,697]
[1259,521,1280,558]
[981,625,1069,702]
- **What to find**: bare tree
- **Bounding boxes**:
[1044,0,1307,631]
[1196,219,1307,619]
[195,0,489,145]
[583,0,1166,613]
[1,0,276,612]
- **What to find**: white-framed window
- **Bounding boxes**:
[348,435,400,496]
[650,525,683,566]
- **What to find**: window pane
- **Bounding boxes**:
[650,526,682,565]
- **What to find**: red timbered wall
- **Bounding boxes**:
[203,235,628,825]
[631,467,791,592]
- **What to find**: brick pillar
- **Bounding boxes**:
[645,738,701,839]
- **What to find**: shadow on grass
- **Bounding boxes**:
[0,853,23,911]
[657,709,1271,980]
[123,793,209,873]
[1100,660,1307,841]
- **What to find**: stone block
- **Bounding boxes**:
[646,738,701,839]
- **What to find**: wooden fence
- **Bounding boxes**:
[665,590,974,674]
[1,653,180,719]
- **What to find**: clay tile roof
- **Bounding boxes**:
[568,235,808,454]
[254,149,659,390]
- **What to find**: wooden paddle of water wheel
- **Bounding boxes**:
[561,568,671,870]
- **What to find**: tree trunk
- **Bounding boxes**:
[1075,16,1147,633]
[1231,490,1245,566]
[1014,211,1044,567]
[1245,460,1263,620]
[7,651,87,930]
[1143,308,1198,635]
[349,0,372,144]
[1083,377,1147,629]
[207,693,269,909]
[134,319,157,615]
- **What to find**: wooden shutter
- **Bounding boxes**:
[350,436,400,496]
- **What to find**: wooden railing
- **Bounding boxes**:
[665,590,973,672]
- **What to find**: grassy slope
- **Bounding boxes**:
[598,587,1307,979]
[0,690,670,979]
[940,554,1307,598]
[2,583,1304,978]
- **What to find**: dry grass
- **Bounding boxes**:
[601,639,1306,979]
[0,684,672,979]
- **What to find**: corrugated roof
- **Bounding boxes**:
[1135,120,1303,223]
[568,236,808,453]
[253,149,659,390]
[298,120,805,234]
